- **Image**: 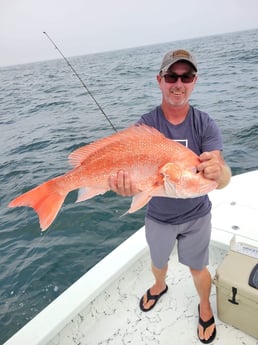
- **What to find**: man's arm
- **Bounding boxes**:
[197,150,232,189]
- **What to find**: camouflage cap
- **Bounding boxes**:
[160,49,198,73]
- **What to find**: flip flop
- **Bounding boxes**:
[139,285,168,312]
[197,304,217,344]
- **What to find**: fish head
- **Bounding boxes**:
[160,162,217,198]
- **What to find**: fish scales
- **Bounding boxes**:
[9,125,217,231]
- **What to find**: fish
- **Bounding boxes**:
[8,125,217,231]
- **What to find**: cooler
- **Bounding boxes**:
[213,248,258,339]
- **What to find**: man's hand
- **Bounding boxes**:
[197,151,231,189]
[109,170,139,196]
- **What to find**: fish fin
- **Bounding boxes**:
[68,124,166,167]
[160,162,182,197]
[76,187,108,203]
[8,179,67,231]
[150,185,167,197]
[122,190,152,215]
[124,184,169,215]
[163,176,178,197]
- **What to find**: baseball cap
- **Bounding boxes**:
[160,49,198,73]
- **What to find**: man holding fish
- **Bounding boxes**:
[9,49,231,343]
[109,49,231,343]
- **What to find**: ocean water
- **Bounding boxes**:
[0,28,258,343]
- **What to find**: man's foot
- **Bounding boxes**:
[139,285,168,312]
[197,304,216,344]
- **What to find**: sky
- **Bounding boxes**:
[0,0,258,67]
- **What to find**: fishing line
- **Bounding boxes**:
[43,31,117,132]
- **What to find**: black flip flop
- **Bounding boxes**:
[139,285,168,312]
[197,304,217,344]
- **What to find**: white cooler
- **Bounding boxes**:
[213,241,258,339]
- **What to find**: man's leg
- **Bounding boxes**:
[141,218,176,310]
[190,267,216,342]
[141,262,168,310]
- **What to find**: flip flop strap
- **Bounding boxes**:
[199,315,215,332]
[146,288,159,302]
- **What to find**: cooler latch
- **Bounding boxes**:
[248,263,258,289]
[228,286,239,305]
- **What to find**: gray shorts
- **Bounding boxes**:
[145,213,212,271]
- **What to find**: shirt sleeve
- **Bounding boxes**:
[202,116,223,152]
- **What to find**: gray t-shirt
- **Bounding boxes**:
[137,105,223,224]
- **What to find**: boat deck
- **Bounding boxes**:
[49,244,258,345]
[4,171,258,345]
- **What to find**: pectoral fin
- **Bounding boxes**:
[124,185,167,215]
[160,162,182,197]
[123,191,152,215]
[76,187,108,203]
[163,175,178,197]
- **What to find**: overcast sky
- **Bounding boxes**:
[1,0,258,67]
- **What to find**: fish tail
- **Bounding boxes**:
[8,178,67,231]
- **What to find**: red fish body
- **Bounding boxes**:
[9,125,217,231]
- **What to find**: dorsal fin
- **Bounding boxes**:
[68,124,165,167]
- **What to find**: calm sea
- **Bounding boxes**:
[1,29,258,343]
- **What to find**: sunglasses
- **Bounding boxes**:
[162,73,196,84]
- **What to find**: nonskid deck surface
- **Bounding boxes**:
[49,245,258,345]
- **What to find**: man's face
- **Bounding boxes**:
[157,61,197,107]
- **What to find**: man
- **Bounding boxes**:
[109,49,231,343]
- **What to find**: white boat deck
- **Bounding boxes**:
[4,171,258,345]
[49,243,257,345]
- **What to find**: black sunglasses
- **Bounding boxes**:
[162,73,196,84]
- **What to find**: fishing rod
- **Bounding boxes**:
[43,31,117,132]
